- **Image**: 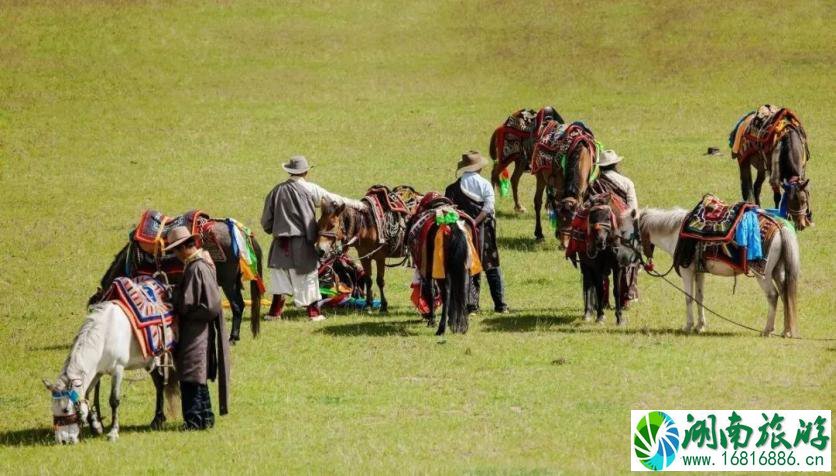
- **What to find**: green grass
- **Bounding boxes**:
[0,0,834,473]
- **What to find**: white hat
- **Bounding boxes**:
[282,155,312,175]
[598,149,623,167]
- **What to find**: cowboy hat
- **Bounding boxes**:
[598,149,623,167]
[456,150,489,177]
[282,155,312,175]
[164,226,198,251]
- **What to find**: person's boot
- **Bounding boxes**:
[266,295,285,321]
[307,304,326,322]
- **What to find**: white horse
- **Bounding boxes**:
[43,302,178,444]
[639,208,800,336]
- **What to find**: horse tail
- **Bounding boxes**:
[249,235,263,338]
[779,226,800,337]
[445,224,470,334]
[489,129,498,160]
[88,243,130,306]
[164,368,181,419]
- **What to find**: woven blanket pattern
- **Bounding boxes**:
[103,276,176,359]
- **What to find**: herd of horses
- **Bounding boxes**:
[44,104,812,444]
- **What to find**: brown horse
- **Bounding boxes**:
[489,107,564,214]
[731,106,812,230]
[316,187,419,314]
[531,121,597,246]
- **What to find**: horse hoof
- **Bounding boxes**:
[617,318,628,327]
[534,236,545,243]
[150,418,166,431]
[595,316,605,325]
[761,330,772,337]
[426,320,436,327]
[682,325,693,333]
[514,206,527,214]
[91,421,104,435]
[583,314,593,322]
[107,432,119,442]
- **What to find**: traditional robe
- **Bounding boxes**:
[173,253,230,415]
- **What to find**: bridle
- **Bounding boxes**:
[584,203,618,259]
[781,177,812,225]
[51,378,86,432]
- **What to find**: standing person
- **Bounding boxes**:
[165,226,230,430]
[261,155,360,321]
[445,150,509,314]
[596,149,640,306]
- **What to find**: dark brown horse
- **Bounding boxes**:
[731,107,812,230]
[88,219,263,342]
[531,121,597,246]
[316,187,419,314]
[489,107,564,214]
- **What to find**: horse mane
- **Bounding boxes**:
[60,303,110,387]
[565,146,582,198]
[639,207,689,236]
[100,243,130,289]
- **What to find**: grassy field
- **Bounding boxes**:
[0,0,834,473]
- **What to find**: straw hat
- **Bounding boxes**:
[456,150,489,177]
[164,226,198,251]
[282,155,312,175]
[598,149,624,167]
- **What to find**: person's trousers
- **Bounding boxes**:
[180,381,215,430]
[468,267,506,311]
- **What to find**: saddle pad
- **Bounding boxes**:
[134,209,209,255]
[391,185,422,215]
[730,106,806,163]
[531,122,596,176]
[680,195,754,242]
[103,276,176,359]
[363,186,410,256]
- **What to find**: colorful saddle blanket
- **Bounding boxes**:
[407,205,482,280]
[565,193,627,260]
[494,109,537,169]
[680,194,754,241]
[103,276,176,359]
[530,121,598,176]
[729,105,808,163]
[363,186,414,257]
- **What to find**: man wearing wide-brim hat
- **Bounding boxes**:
[165,225,230,430]
[261,155,362,321]
[444,150,509,314]
[594,149,641,308]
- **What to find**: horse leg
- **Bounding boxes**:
[594,269,606,324]
[694,271,707,333]
[681,268,695,333]
[150,369,167,430]
[753,167,766,207]
[739,160,754,203]
[759,275,779,337]
[614,266,625,326]
[511,161,526,213]
[107,366,124,442]
[222,278,245,343]
[422,278,435,327]
[376,257,388,314]
[533,177,546,241]
[581,266,594,321]
[436,280,448,336]
[86,374,104,435]
[361,258,374,311]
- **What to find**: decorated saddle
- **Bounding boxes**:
[406,195,482,281]
[565,193,626,261]
[530,121,599,177]
[729,105,808,164]
[674,195,783,276]
[103,276,176,359]
[493,109,537,169]
[362,185,418,257]
[127,209,228,281]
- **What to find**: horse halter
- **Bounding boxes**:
[51,379,85,431]
[782,177,812,224]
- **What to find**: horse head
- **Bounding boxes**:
[783,177,813,231]
[555,197,578,250]
[316,200,347,258]
[43,377,85,444]
[586,196,619,252]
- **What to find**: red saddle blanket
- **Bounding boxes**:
[103,276,176,359]
[730,105,807,163]
[493,109,537,169]
[531,122,597,175]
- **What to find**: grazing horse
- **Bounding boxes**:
[567,194,637,325]
[406,193,479,335]
[43,302,179,443]
[639,207,800,336]
[89,218,263,342]
[531,120,597,244]
[731,106,812,230]
[489,107,564,214]
[316,186,419,314]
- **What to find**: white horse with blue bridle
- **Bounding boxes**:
[43,302,178,444]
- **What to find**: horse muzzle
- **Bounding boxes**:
[53,414,81,444]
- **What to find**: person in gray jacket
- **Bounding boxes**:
[261,155,360,321]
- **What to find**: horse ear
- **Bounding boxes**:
[631,209,637,219]
[42,379,53,391]
[336,202,346,213]
[800,178,810,189]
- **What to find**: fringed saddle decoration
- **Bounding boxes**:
[729,105,809,164]
[407,203,482,281]
[362,185,413,257]
[674,195,782,276]
[493,109,538,196]
[103,276,176,359]
[530,121,599,180]
[565,193,626,262]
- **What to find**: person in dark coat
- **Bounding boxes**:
[165,226,230,430]
[445,150,509,314]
